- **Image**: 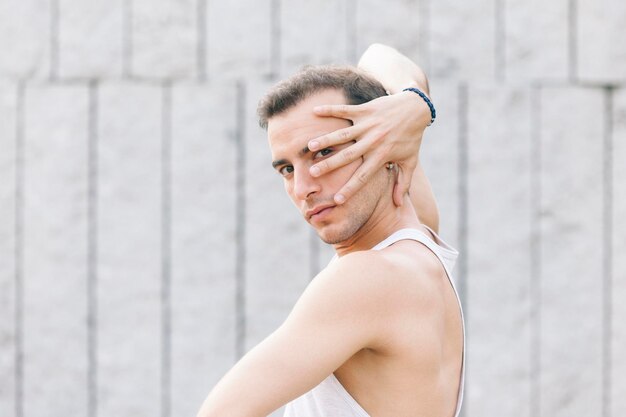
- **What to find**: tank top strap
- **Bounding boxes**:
[371,228,459,278]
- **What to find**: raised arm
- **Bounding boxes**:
[309,43,440,232]
[358,43,439,233]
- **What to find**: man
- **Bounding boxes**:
[196,45,465,417]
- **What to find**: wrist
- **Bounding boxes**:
[402,87,436,125]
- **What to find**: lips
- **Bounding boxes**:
[306,204,336,220]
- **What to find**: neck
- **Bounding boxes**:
[332,195,422,257]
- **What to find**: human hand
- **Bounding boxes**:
[308,90,432,206]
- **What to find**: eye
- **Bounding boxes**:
[314,148,333,158]
[278,165,294,177]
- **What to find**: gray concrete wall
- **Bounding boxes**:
[0,1,624,417]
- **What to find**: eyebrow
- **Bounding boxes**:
[271,145,311,168]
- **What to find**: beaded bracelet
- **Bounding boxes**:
[403,87,436,125]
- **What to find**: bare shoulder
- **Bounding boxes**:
[328,241,447,304]
[301,242,448,352]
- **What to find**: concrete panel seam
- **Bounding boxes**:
[235,80,247,359]
[495,0,505,82]
[87,80,99,417]
[14,81,25,417]
[421,0,432,75]
[456,82,468,417]
[457,82,468,307]
[309,229,319,281]
[161,81,173,417]
[50,0,59,81]
[602,86,614,417]
[124,0,133,77]
[568,0,578,82]
[530,83,542,417]
[197,0,207,81]
[270,0,281,80]
[346,0,357,64]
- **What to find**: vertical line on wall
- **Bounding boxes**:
[160,82,172,417]
[270,0,281,79]
[568,0,578,82]
[50,0,59,80]
[420,0,431,75]
[456,81,469,417]
[457,82,468,307]
[309,230,319,281]
[197,0,207,81]
[602,86,614,417]
[87,81,99,417]
[235,81,247,359]
[495,0,505,81]
[530,83,542,417]
[346,0,357,63]
[14,82,24,417]
[123,0,133,77]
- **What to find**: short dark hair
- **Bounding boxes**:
[257,65,387,129]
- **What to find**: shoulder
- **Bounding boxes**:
[296,244,446,350]
[325,243,446,303]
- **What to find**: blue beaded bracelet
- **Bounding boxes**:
[403,87,436,125]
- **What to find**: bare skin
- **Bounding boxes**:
[195,90,463,417]
[309,44,440,232]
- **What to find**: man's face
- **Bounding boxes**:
[267,89,389,244]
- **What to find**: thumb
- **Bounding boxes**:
[393,166,412,207]
[393,158,417,206]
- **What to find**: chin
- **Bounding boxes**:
[311,195,376,245]
[315,221,360,245]
[318,231,344,245]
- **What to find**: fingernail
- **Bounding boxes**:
[308,140,320,150]
[310,166,321,177]
[334,194,345,204]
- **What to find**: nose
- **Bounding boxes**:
[293,168,320,201]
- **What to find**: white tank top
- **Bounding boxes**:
[282,227,465,417]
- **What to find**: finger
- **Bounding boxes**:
[308,125,364,151]
[313,103,366,119]
[310,138,377,177]
[333,156,382,205]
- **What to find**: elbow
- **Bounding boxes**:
[366,42,392,53]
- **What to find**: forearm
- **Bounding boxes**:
[195,332,294,417]
[196,355,272,417]
[410,163,439,234]
[357,44,439,232]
